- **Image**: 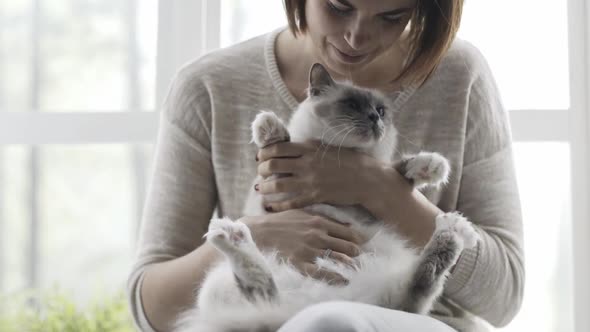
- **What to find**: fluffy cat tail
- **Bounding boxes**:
[173,302,301,332]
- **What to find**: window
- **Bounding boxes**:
[2,1,589,331]
[0,0,158,306]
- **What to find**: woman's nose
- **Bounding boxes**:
[344,19,373,51]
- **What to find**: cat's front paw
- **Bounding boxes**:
[206,217,254,251]
[435,212,480,249]
[403,152,450,189]
[251,111,290,148]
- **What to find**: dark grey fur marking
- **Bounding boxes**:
[234,273,278,303]
[401,231,462,314]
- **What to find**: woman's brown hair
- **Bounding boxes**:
[283,0,464,85]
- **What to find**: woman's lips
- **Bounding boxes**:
[330,44,369,64]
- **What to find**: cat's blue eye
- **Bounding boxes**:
[376,106,385,117]
[327,0,353,16]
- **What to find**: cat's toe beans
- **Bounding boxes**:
[435,212,480,249]
[405,152,450,187]
[233,221,254,242]
[206,217,255,248]
[206,229,226,240]
[251,111,290,147]
[206,229,231,249]
[434,212,455,232]
[208,217,234,231]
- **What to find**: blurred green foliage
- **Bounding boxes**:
[0,288,134,332]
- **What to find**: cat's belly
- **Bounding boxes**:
[241,193,421,306]
[265,234,420,307]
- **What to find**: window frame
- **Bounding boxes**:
[567,0,590,331]
[0,0,587,329]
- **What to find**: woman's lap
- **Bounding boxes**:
[277,301,456,332]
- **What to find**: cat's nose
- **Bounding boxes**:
[368,112,379,123]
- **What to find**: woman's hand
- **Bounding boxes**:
[240,209,366,284]
[255,141,386,212]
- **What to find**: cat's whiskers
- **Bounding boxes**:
[317,124,355,162]
[336,126,358,167]
[319,117,367,163]
[315,121,351,160]
[314,118,355,152]
[318,118,367,163]
[319,121,350,143]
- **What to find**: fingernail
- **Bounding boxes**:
[254,184,259,191]
[264,206,273,212]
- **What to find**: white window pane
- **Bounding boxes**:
[221,0,287,48]
[1,0,158,112]
[1,144,153,306]
[501,142,573,332]
[459,1,569,110]
[1,1,32,112]
[0,147,29,294]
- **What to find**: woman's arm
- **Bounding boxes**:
[444,146,524,328]
[127,113,219,332]
[127,67,219,332]
[361,163,442,248]
[140,243,220,332]
[366,96,523,328]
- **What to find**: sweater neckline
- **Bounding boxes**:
[264,27,418,111]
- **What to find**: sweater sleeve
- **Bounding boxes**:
[442,58,525,328]
[126,67,218,331]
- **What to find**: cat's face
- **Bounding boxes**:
[306,63,395,147]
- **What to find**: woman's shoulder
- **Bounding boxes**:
[173,32,271,90]
[162,32,277,137]
[435,38,495,84]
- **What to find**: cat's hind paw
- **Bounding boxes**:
[206,217,279,303]
[251,111,290,148]
[206,217,254,252]
[403,152,450,189]
[435,212,480,249]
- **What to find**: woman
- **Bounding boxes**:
[127,0,524,331]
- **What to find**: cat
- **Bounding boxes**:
[174,63,480,332]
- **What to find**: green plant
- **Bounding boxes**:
[0,288,134,332]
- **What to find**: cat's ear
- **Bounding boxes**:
[308,63,335,97]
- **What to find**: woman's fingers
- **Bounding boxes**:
[257,176,304,194]
[319,219,367,246]
[314,249,357,269]
[257,158,301,178]
[301,263,349,286]
[264,195,313,212]
[321,235,361,258]
[257,142,304,162]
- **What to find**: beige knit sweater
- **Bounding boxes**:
[127,28,524,332]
